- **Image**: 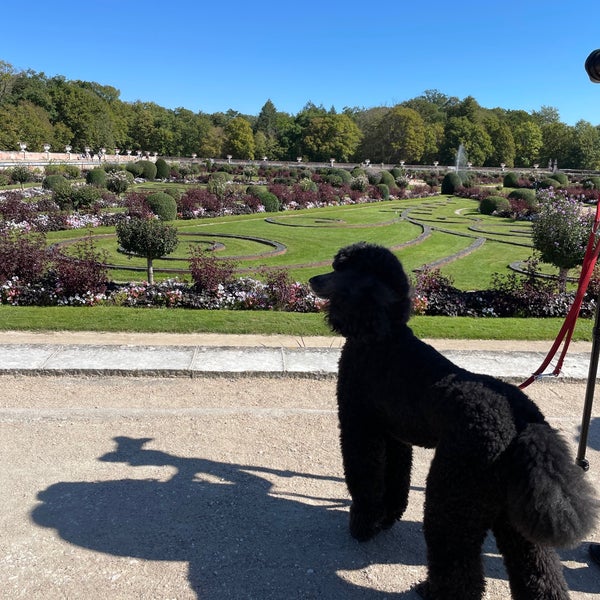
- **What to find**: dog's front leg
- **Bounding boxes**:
[339,408,389,541]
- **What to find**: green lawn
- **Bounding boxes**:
[5,193,590,339]
[49,196,540,289]
[0,305,593,341]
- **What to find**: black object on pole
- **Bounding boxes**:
[585,49,600,83]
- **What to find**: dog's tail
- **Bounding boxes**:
[506,423,599,547]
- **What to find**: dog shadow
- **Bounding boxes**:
[31,436,428,598]
[31,436,597,598]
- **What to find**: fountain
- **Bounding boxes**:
[455,144,468,182]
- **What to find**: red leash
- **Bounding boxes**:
[519,202,600,389]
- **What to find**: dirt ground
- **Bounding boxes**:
[1,372,599,599]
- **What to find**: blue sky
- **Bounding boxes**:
[1,0,599,125]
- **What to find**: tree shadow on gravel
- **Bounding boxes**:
[31,436,428,599]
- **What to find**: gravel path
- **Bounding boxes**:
[1,369,599,599]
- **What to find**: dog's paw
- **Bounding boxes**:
[349,504,382,542]
[380,507,403,530]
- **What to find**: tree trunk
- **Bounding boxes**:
[558,267,569,294]
[147,258,154,285]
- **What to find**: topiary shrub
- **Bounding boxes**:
[52,180,75,210]
[43,174,68,191]
[137,160,157,180]
[379,170,396,188]
[507,188,538,216]
[377,183,390,200]
[126,161,144,177]
[106,171,134,195]
[507,188,537,203]
[538,177,562,189]
[155,158,170,179]
[479,195,510,215]
[71,185,102,209]
[330,168,352,184]
[503,172,520,188]
[366,169,382,185]
[10,165,31,188]
[86,168,107,188]
[146,191,177,220]
[254,189,280,212]
[549,172,569,186]
[441,172,462,195]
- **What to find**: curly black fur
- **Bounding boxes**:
[309,242,598,600]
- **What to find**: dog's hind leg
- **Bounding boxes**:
[421,453,492,599]
[381,437,412,529]
[492,517,570,600]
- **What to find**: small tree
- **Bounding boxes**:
[10,165,30,190]
[531,189,595,292]
[116,217,178,284]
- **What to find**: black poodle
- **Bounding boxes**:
[309,241,598,600]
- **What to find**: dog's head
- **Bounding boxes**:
[309,242,412,339]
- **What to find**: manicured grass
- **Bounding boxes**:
[0,305,593,341]
[49,196,540,289]
[6,193,586,339]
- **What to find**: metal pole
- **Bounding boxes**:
[576,297,600,470]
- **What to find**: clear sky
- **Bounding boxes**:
[1,0,599,125]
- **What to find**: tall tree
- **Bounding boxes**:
[373,106,426,164]
[300,113,362,162]
[440,116,493,166]
[223,116,255,159]
[571,120,600,170]
[512,121,543,167]
[540,122,576,168]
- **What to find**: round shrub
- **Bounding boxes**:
[106,170,134,195]
[538,177,562,189]
[254,189,280,212]
[72,184,103,209]
[155,158,170,179]
[507,188,537,203]
[325,174,344,187]
[162,187,181,202]
[147,192,177,221]
[377,183,390,200]
[549,172,569,186]
[63,164,81,179]
[366,169,382,185]
[480,195,510,215]
[126,161,144,177]
[52,181,75,210]
[379,170,396,188]
[137,160,157,180]
[330,168,352,184]
[441,172,462,195]
[503,172,520,188]
[43,174,68,191]
[86,168,107,188]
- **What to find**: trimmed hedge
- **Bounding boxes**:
[441,172,462,195]
[480,195,510,215]
[503,172,520,188]
[155,158,170,179]
[147,192,177,221]
[86,168,107,188]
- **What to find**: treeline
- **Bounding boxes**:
[1,61,599,169]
